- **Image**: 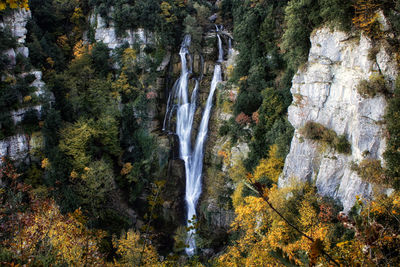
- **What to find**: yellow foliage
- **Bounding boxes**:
[73,40,92,60]
[231,182,245,208]
[59,119,99,171]
[70,170,78,179]
[71,7,84,25]
[4,75,16,84]
[11,200,105,266]
[160,1,177,23]
[57,35,71,53]
[228,158,246,183]
[0,0,29,10]
[112,71,133,96]
[23,95,32,102]
[41,158,50,169]
[253,145,283,183]
[298,197,318,230]
[352,0,381,37]
[121,47,137,70]
[227,64,234,78]
[220,183,340,266]
[46,57,55,68]
[113,229,159,266]
[121,162,133,176]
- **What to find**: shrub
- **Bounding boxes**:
[90,42,111,77]
[352,159,386,185]
[384,76,400,189]
[0,113,15,139]
[352,0,382,38]
[218,122,230,136]
[333,135,352,154]
[357,74,388,98]
[21,109,40,135]
[235,112,251,126]
[300,121,351,154]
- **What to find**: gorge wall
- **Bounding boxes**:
[280,26,398,211]
[0,9,46,163]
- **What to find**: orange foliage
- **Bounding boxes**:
[73,40,93,60]
[352,0,382,37]
[235,112,251,125]
[9,200,105,266]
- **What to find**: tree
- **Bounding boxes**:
[0,0,29,10]
[252,145,284,184]
[8,199,105,266]
[0,158,105,266]
[76,160,115,217]
[113,229,159,266]
[352,0,381,37]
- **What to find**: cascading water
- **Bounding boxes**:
[164,28,223,256]
[186,63,221,255]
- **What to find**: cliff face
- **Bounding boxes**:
[87,13,152,49]
[279,27,398,211]
[0,10,45,163]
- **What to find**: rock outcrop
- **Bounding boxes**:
[1,9,30,65]
[280,27,398,211]
[87,13,152,50]
[0,10,46,162]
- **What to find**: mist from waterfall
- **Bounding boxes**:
[163,28,223,256]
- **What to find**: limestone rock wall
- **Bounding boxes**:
[279,27,398,211]
[1,9,30,64]
[87,13,152,50]
[0,10,46,162]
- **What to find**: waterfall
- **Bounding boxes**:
[164,28,223,256]
[186,63,221,255]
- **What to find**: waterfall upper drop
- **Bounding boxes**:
[163,29,223,256]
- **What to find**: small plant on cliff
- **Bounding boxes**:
[384,75,400,189]
[300,121,351,154]
[357,73,388,98]
[351,159,387,185]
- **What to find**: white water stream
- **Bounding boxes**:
[164,29,223,255]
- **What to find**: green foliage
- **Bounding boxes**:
[357,73,388,98]
[77,160,116,215]
[173,225,189,253]
[282,0,320,71]
[26,0,88,72]
[301,121,351,154]
[351,159,386,185]
[21,109,40,135]
[334,135,352,154]
[0,113,15,139]
[205,167,233,209]
[90,0,192,47]
[224,1,296,170]
[183,15,203,52]
[59,117,120,171]
[219,117,251,144]
[384,76,400,189]
[318,0,354,31]
[282,0,353,72]
[90,42,111,76]
[384,0,400,34]
[245,87,294,169]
